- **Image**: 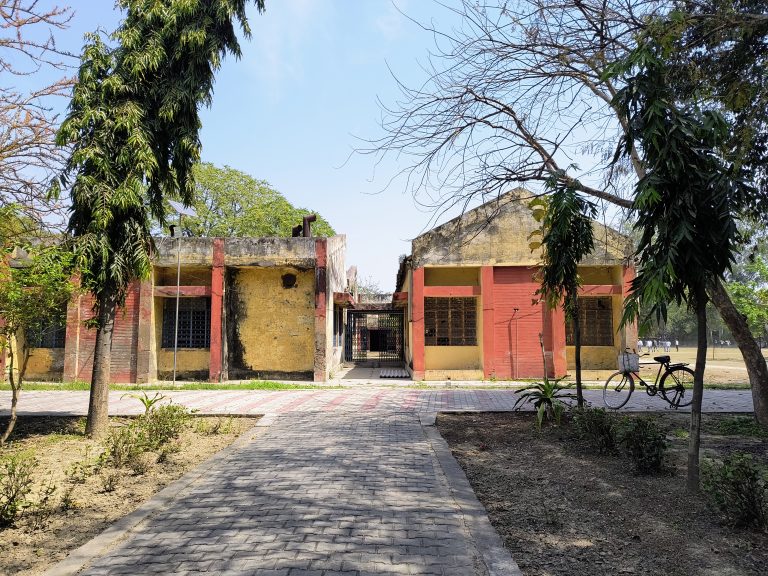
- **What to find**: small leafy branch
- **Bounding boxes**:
[122,391,166,415]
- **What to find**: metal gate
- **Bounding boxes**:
[345,310,404,365]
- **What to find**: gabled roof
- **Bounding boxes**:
[410,188,631,268]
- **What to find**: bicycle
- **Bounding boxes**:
[603,350,694,409]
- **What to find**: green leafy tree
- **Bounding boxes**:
[611,41,751,491]
[366,0,768,427]
[55,0,266,438]
[647,2,768,422]
[727,256,768,345]
[0,244,75,444]
[530,179,597,407]
[179,163,334,238]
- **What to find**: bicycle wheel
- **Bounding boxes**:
[603,371,634,409]
[660,366,694,408]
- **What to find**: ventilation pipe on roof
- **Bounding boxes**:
[303,214,317,238]
[291,214,318,238]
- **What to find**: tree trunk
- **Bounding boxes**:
[572,299,584,408]
[86,295,117,439]
[687,287,708,492]
[0,344,18,445]
[708,277,768,426]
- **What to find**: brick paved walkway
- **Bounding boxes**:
[3,388,755,417]
[75,412,494,576]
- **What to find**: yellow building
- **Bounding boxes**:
[394,189,637,381]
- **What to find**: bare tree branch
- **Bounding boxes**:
[0,1,74,236]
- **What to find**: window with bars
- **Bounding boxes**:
[424,297,477,346]
[28,315,66,348]
[566,297,614,346]
[162,298,211,348]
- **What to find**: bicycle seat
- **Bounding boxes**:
[653,355,670,364]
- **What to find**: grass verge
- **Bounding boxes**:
[0,380,326,392]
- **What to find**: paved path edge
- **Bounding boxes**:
[423,420,523,576]
[42,418,270,576]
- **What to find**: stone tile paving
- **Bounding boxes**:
[4,388,755,417]
[77,412,489,576]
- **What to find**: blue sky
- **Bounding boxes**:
[39,0,468,290]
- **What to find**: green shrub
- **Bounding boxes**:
[0,454,36,527]
[702,452,768,531]
[100,404,191,469]
[139,404,191,450]
[195,416,235,436]
[128,452,152,476]
[103,424,144,468]
[617,416,667,474]
[712,416,768,438]
[100,471,120,493]
[573,407,617,453]
[27,479,57,530]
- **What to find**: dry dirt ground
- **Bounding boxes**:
[0,415,259,576]
[571,346,768,386]
[438,412,768,576]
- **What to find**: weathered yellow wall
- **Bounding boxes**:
[156,349,210,374]
[233,267,315,373]
[155,266,211,286]
[24,348,64,381]
[424,267,479,286]
[425,346,481,370]
[579,266,614,284]
[425,369,484,381]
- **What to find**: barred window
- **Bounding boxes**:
[162,298,211,348]
[566,297,614,346]
[28,315,66,348]
[424,297,477,346]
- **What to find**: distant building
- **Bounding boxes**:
[394,189,637,381]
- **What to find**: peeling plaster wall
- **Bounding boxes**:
[25,348,64,381]
[153,237,317,269]
[226,267,315,380]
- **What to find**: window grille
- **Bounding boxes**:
[162,298,211,348]
[566,297,614,346]
[28,317,66,348]
[424,297,477,346]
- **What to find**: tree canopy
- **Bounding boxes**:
[55,0,266,437]
[179,163,335,238]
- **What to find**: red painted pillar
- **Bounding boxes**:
[62,278,82,382]
[551,305,567,377]
[481,266,495,378]
[209,239,225,382]
[412,267,425,380]
[135,278,155,383]
[314,239,328,382]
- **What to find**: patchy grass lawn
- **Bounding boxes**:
[438,412,768,576]
[0,414,259,576]
[0,380,325,391]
